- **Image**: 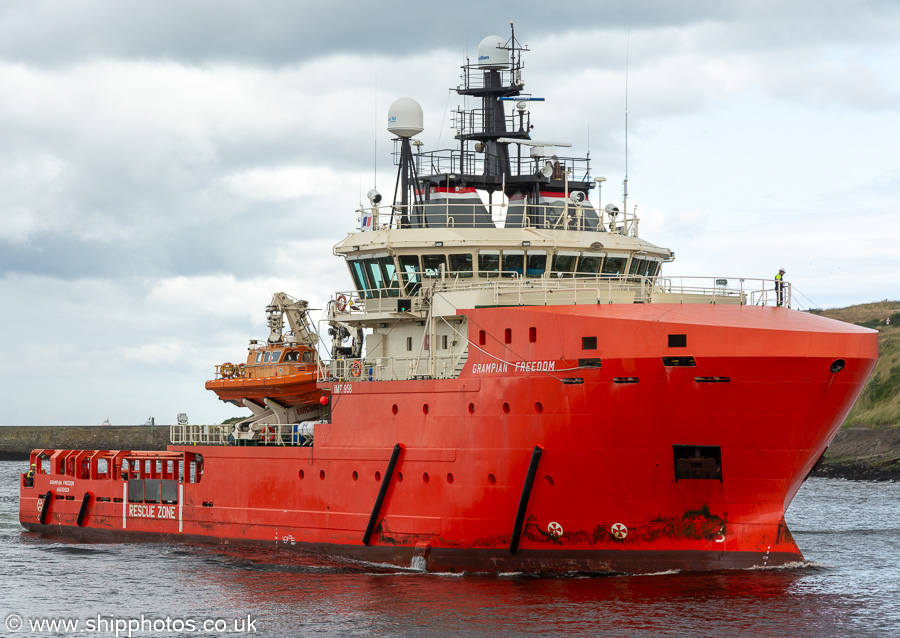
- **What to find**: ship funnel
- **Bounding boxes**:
[387,98,424,138]
[477,35,509,69]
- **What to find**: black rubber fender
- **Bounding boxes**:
[76,491,93,527]
[38,490,53,525]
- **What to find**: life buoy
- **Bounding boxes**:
[262,426,276,443]
[221,362,235,379]
[350,360,362,377]
[335,294,349,311]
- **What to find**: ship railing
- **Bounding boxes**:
[357,201,638,235]
[331,275,791,315]
[210,362,247,380]
[318,352,468,383]
[410,147,593,185]
[650,276,791,308]
[170,424,232,446]
[170,423,315,447]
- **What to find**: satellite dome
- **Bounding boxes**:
[476,35,509,69]
[387,98,424,138]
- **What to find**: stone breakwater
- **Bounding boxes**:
[0,425,170,460]
[812,426,900,481]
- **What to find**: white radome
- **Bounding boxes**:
[477,34,509,69]
[387,97,424,138]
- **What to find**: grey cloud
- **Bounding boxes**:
[0,0,735,66]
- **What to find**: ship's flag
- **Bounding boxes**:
[360,210,373,230]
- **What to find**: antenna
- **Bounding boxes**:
[373,74,378,190]
[623,29,630,216]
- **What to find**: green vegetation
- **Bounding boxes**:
[812,301,900,427]
[221,416,248,425]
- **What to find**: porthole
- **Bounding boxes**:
[502,402,510,414]
[352,470,358,481]
[423,472,430,484]
[488,473,496,485]
[468,403,475,414]
[423,404,429,415]
[375,471,381,482]
[446,473,454,484]
[392,404,398,415]
[830,359,846,373]
[319,470,325,480]
[298,469,304,479]
[535,402,543,414]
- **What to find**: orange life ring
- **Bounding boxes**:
[262,426,276,443]
[350,360,362,377]
[335,294,348,311]
[221,362,235,379]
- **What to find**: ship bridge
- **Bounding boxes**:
[317,29,791,385]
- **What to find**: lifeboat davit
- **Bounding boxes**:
[205,292,323,409]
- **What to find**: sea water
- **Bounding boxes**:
[1,461,897,637]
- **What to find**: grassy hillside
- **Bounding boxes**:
[811,301,900,427]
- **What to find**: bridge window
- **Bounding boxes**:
[255,352,264,363]
[347,259,373,298]
[422,254,446,278]
[284,351,299,363]
[301,351,314,363]
[551,252,578,277]
[478,251,500,278]
[526,251,547,277]
[502,250,524,277]
[629,258,646,276]
[367,259,386,289]
[263,351,271,363]
[449,253,473,278]
[361,256,399,297]
[576,255,602,276]
[602,256,627,276]
[399,255,421,295]
[270,351,282,363]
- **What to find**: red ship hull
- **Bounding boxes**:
[19,305,878,574]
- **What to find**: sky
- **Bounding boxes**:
[2,0,898,425]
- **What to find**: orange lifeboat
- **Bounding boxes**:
[205,343,320,407]
[205,292,323,409]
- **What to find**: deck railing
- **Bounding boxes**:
[170,423,315,447]
[332,275,791,314]
[170,424,232,446]
[357,200,638,236]
[319,351,468,383]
